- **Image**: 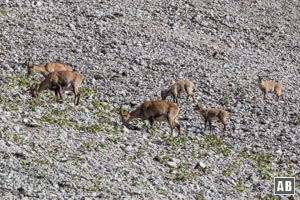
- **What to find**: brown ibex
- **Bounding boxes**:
[161,80,195,103]
[194,103,229,132]
[25,59,74,77]
[119,100,181,136]
[30,71,84,105]
[257,75,284,101]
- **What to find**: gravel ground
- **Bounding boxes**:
[0,0,299,199]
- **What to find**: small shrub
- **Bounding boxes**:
[235,178,246,192]
[294,115,300,125]
[87,124,103,133]
[224,96,231,105]
[157,187,167,196]
[0,9,9,15]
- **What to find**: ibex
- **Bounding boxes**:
[194,103,229,132]
[257,75,284,101]
[25,59,74,77]
[119,100,181,136]
[30,71,84,105]
[161,80,195,103]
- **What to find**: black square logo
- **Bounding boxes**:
[274,177,295,195]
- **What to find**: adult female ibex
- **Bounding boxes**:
[30,71,84,105]
[25,59,74,77]
[161,80,195,103]
[119,100,181,136]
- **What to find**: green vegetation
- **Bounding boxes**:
[87,124,103,133]
[224,96,231,105]
[174,163,197,182]
[82,86,97,97]
[157,187,167,196]
[38,172,47,179]
[294,115,300,125]
[222,167,233,176]
[199,134,232,156]
[18,76,28,87]
[107,136,120,144]
[0,9,9,15]
[1,128,27,145]
[255,153,272,178]
[262,194,276,200]
[235,178,246,192]
[168,135,190,145]
[19,159,31,169]
[92,99,110,110]
[195,194,206,200]
[41,114,55,124]
[69,154,85,162]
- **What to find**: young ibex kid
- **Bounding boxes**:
[119,100,181,136]
[257,75,284,101]
[30,71,84,105]
[25,59,74,77]
[194,103,229,132]
[161,80,195,103]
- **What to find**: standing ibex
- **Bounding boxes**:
[194,103,229,132]
[257,75,284,101]
[25,59,74,77]
[161,80,195,103]
[119,100,181,136]
[30,71,84,105]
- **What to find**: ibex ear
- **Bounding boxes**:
[26,59,33,67]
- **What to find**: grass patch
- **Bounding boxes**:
[262,194,276,200]
[92,99,110,110]
[199,134,233,156]
[157,187,167,196]
[168,135,190,145]
[255,153,271,170]
[294,115,300,125]
[82,86,97,96]
[224,96,231,105]
[107,136,120,144]
[34,158,51,166]
[40,114,55,124]
[195,194,206,200]
[38,172,47,179]
[95,110,112,125]
[175,167,196,182]
[222,167,233,176]
[1,128,26,145]
[0,9,9,15]
[19,159,32,169]
[69,154,85,162]
[87,124,103,133]
[235,178,246,192]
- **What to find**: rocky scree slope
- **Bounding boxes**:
[0,0,299,199]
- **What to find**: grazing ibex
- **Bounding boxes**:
[119,100,181,136]
[257,75,284,101]
[30,71,84,105]
[194,103,229,132]
[161,80,195,103]
[25,59,74,77]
